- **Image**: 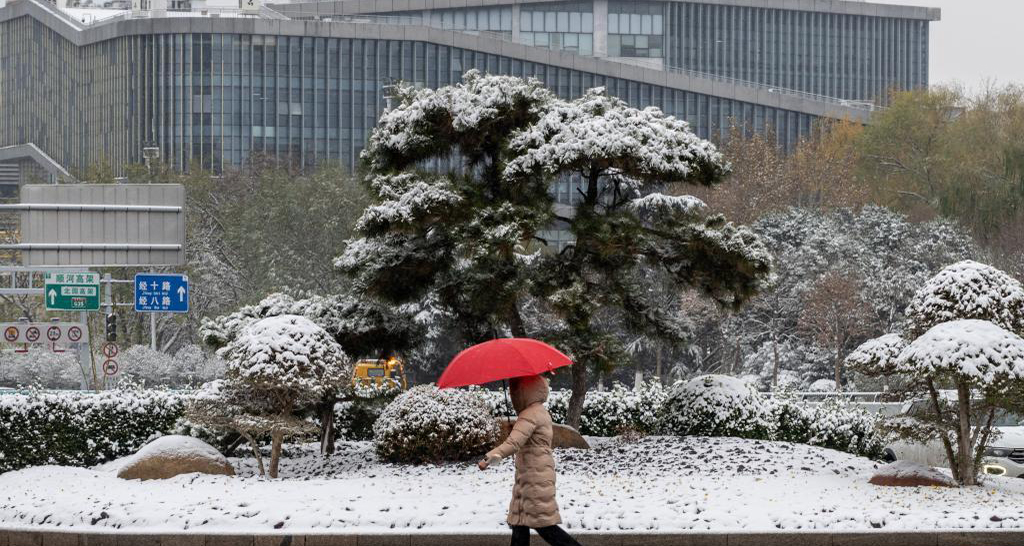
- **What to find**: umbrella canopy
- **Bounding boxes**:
[437,338,573,388]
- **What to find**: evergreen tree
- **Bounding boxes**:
[338,71,557,341]
[503,89,772,427]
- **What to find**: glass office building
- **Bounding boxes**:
[0,0,939,178]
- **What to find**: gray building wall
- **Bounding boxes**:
[0,0,933,179]
[0,13,826,178]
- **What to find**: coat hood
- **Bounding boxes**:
[510,375,549,413]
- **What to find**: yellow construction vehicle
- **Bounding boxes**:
[352,357,408,390]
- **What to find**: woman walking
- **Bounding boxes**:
[478,374,584,546]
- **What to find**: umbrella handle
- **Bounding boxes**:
[503,378,513,422]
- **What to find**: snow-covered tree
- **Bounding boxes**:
[210,315,351,477]
[503,88,772,428]
[338,71,556,342]
[731,206,976,389]
[898,320,1024,485]
[200,292,424,454]
[848,260,1024,485]
[904,260,1024,338]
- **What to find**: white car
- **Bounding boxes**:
[883,401,1024,478]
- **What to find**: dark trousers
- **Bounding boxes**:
[510,525,584,546]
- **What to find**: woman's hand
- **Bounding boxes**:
[478,454,499,470]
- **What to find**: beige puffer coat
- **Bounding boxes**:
[486,375,561,528]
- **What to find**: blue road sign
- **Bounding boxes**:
[134,273,189,313]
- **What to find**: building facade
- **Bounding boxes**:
[0,0,939,179]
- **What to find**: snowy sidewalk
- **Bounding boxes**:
[2,437,1024,535]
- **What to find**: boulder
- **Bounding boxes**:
[868,460,955,487]
[116,435,235,480]
[496,418,590,450]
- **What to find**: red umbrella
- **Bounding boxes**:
[437,338,573,388]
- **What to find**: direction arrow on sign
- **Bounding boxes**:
[134,273,189,313]
[44,272,100,311]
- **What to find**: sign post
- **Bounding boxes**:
[44,272,100,311]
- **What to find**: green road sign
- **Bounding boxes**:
[44,272,100,311]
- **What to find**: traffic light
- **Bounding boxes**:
[105,313,117,343]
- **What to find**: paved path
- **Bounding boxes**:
[2,530,1023,546]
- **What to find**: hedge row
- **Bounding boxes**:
[0,390,186,473]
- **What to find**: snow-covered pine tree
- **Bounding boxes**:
[503,88,773,428]
[337,71,557,342]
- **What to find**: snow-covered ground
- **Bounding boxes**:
[2,436,1024,533]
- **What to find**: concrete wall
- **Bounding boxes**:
[0,530,1022,546]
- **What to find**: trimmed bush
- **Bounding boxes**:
[0,389,186,473]
[799,397,886,460]
[658,375,775,439]
[373,385,499,464]
[481,381,668,437]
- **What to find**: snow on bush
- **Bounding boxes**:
[373,385,499,464]
[0,351,80,389]
[219,314,351,400]
[114,344,225,388]
[478,381,668,437]
[846,333,909,376]
[808,379,838,392]
[658,375,774,439]
[895,319,1024,384]
[768,394,886,459]
[0,389,186,473]
[904,260,1024,337]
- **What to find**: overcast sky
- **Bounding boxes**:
[880,0,1024,89]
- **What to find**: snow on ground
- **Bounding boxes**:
[2,436,1024,533]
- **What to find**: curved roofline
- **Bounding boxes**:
[0,144,75,182]
[0,0,872,123]
[273,0,940,22]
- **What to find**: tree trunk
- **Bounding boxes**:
[509,304,527,338]
[269,431,284,479]
[655,345,663,385]
[243,432,266,478]
[566,362,588,430]
[269,432,284,479]
[926,379,960,484]
[771,335,779,389]
[956,382,976,486]
[319,395,337,456]
[834,345,843,391]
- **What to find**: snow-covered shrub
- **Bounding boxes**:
[658,375,774,439]
[0,352,81,389]
[478,381,667,437]
[904,260,1024,338]
[768,395,886,459]
[373,385,499,464]
[806,397,886,459]
[115,344,225,388]
[768,394,815,445]
[0,389,185,472]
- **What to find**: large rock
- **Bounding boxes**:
[868,460,955,487]
[116,435,235,480]
[496,418,590,450]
